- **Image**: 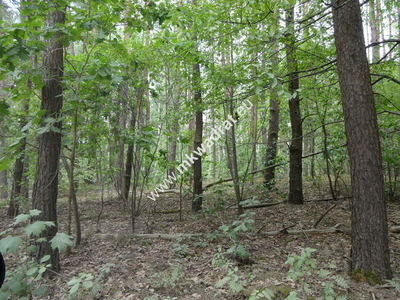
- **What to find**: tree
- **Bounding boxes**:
[286,6,303,205]
[332,0,392,279]
[191,0,203,213]
[31,0,65,272]
[263,46,280,189]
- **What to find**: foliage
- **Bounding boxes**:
[216,210,256,263]
[151,263,184,289]
[67,263,114,300]
[285,248,349,299]
[212,247,254,296]
[249,288,275,300]
[0,210,73,299]
[171,242,190,258]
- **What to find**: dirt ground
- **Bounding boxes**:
[1,181,400,300]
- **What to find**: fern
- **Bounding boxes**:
[332,275,349,289]
[229,280,244,293]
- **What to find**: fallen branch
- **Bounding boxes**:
[389,227,400,233]
[242,201,286,209]
[96,233,203,240]
[155,209,180,214]
[155,190,180,194]
[305,196,351,202]
[258,224,349,236]
[96,224,349,241]
[313,204,337,228]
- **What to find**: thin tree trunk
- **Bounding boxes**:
[369,0,380,62]
[67,108,81,245]
[332,0,392,280]
[0,130,7,200]
[31,1,65,272]
[286,6,304,205]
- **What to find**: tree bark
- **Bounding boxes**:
[263,75,280,188]
[369,0,381,62]
[286,7,304,205]
[8,99,29,217]
[192,60,203,213]
[191,3,203,213]
[332,0,392,280]
[31,1,65,272]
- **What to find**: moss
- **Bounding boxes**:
[350,269,383,285]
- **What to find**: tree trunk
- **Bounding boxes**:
[192,61,203,213]
[31,1,65,272]
[286,7,304,205]
[369,0,381,62]
[263,52,280,189]
[332,0,392,280]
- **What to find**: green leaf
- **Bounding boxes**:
[69,282,80,295]
[25,221,55,237]
[40,255,51,263]
[0,235,23,253]
[0,101,10,117]
[13,213,30,225]
[29,209,42,217]
[68,278,81,286]
[26,267,38,276]
[50,232,73,251]
[34,285,48,296]
[83,280,94,288]
[27,245,37,253]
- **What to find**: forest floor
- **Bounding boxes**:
[2,179,400,300]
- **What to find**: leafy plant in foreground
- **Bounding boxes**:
[285,248,349,300]
[0,209,73,299]
[67,263,114,300]
[217,209,256,263]
[212,247,253,296]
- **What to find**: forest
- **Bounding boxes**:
[0,0,399,299]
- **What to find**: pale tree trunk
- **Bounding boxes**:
[115,100,126,205]
[64,108,81,246]
[369,0,381,62]
[222,52,243,214]
[286,6,303,205]
[211,108,217,179]
[250,100,257,183]
[332,0,392,280]
[167,74,180,188]
[31,1,65,272]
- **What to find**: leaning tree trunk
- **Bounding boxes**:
[31,1,65,272]
[286,6,304,205]
[332,0,392,280]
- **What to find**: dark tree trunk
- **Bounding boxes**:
[332,0,392,280]
[192,61,203,213]
[263,45,280,189]
[263,87,280,189]
[0,121,8,200]
[31,2,65,272]
[286,7,303,205]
